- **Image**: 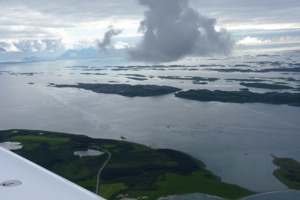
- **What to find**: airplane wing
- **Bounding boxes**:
[0,146,105,200]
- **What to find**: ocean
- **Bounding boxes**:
[0,45,300,198]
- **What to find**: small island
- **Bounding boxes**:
[273,156,300,190]
[51,83,181,97]
[239,82,294,90]
[175,89,300,107]
[158,76,219,84]
[0,129,255,200]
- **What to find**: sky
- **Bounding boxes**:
[0,0,300,62]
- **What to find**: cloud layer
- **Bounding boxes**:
[128,0,234,63]
[0,40,61,52]
[0,0,299,56]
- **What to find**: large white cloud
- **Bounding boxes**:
[128,0,234,63]
[237,36,300,46]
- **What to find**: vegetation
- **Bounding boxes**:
[240,82,294,90]
[175,89,300,107]
[158,76,219,84]
[51,83,181,97]
[273,156,300,189]
[0,129,255,200]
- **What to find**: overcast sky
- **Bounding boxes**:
[0,0,299,56]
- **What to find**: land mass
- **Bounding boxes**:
[0,129,255,200]
[239,82,294,90]
[51,83,181,97]
[272,156,300,190]
[175,89,300,107]
[158,76,219,84]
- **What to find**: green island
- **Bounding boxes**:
[239,82,294,90]
[50,83,181,97]
[118,74,149,81]
[272,156,300,190]
[175,89,300,107]
[158,76,219,84]
[0,129,255,200]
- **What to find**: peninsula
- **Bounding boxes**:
[0,129,254,200]
[273,156,300,190]
[51,83,181,97]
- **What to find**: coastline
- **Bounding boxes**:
[0,129,255,200]
[239,190,300,200]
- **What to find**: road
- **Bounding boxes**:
[95,149,112,195]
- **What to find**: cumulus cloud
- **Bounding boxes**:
[0,39,71,53]
[237,37,271,46]
[128,0,234,63]
[113,41,134,49]
[237,36,300,46]
[97,27,122,51]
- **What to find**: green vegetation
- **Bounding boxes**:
[175,89,300,107]
[240,82,294,90]
[118,74,148,81]
[52,83,181,97]
[0,129,255,200]
[158,76,218,84]
[273,156,300,189]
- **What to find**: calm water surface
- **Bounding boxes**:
[0,55,300,194]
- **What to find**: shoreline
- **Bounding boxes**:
[0,129,255,199]
[239,189,299,200]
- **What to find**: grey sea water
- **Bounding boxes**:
[0,47,300,198]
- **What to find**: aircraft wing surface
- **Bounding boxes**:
[0,146,105,200]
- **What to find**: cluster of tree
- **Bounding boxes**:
[156,149,200,175]
[273,158,300,183]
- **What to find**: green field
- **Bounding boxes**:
[0,129,255,199]
[273,157,300,189]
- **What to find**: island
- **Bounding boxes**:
[175,89,300,107]
[239,82,294,90]
[50,83,181,97]
[273,156,300,190]
[0,129,255,200]
[158,76,219,84]
[206,66,300,73]
[118,74,149,81]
